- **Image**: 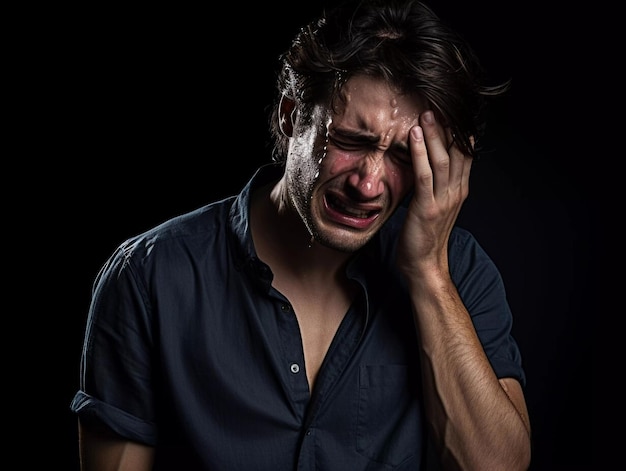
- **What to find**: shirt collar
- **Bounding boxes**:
[228,162,284,275]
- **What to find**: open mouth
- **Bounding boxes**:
[324,194,381,229]
[326,194,376,218]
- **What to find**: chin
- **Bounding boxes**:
[313,228,374,253]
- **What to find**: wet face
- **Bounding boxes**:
[284,74,426,252]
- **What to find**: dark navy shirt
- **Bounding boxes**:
[71,163,525,470]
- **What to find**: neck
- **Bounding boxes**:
[250,181,351,280]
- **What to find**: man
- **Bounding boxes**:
[71,0,531,469]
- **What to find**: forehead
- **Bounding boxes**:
[333,74,426,128]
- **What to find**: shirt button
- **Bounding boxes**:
[290,363,300,374]
[280,304,291,312]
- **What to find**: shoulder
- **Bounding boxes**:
[447,225,499,279]
[105,197,236,274]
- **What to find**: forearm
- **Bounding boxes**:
[78,420,155,471]
[408,273,531,471]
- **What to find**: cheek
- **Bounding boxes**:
[375,160,415,207]
[388,168,414,201]
[388,164,414,189]
[289,129,326,181]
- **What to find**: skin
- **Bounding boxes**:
[278,75,419,252]
[78,74,531,470]
[78,420,154,471]
[263,74,532,469]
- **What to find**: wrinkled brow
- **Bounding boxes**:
[333,128,411,156]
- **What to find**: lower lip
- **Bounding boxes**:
[324,199,380,230]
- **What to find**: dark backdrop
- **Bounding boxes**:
[50,1,593,469]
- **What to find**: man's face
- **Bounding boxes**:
[285,74,425,252]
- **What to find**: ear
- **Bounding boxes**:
[278,94,296,137]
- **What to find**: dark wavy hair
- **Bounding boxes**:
[269,0,509,162]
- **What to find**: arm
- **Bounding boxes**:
[74,247,158,471]
[397,111,531,470]
[78,419,155,471]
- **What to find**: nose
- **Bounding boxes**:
[346,153,385,199]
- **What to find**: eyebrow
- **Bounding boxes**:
[332,128,411,156]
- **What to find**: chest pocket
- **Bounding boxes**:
[356,364,422,467]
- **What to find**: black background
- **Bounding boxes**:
[46,1,594,469]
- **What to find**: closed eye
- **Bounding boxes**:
[328,136,366,151]
[389,148,413,167]
[329,130,412,167]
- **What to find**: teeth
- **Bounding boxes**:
[330,196,371,218]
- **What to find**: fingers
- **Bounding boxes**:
[411,111,472,202]
[409,124,434,198]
